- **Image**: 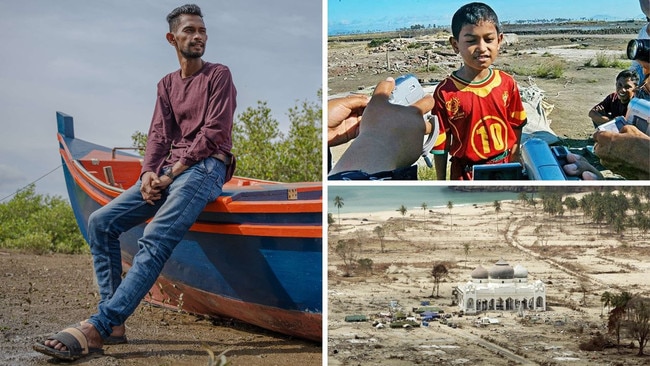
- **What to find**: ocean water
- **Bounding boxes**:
[328,185,520,214]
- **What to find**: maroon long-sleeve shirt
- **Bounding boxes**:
[141,62,237,177]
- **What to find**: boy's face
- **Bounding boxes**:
[616,77,636,103]
[450,21,502,75]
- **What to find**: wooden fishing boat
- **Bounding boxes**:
[56,112,322,342]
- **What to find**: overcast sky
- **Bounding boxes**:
[0,0,322,201]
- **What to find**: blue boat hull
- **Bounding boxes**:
[57,112,323,341]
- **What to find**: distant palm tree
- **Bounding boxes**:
[518,192,528,206]
[397,204,407,229]
[447,201,454,230]
[333,196,344,226]
[601,291,612,316]
[421,202,428,222]
[493,200,502,232]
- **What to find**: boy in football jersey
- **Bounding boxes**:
[432,2,527,180]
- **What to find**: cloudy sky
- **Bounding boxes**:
[0,0,322,201]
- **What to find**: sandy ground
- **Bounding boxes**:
[327,192,650,366]
[0,251,322,366]
[328,31,641,176]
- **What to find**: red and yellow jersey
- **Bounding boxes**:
[431,69,527,163]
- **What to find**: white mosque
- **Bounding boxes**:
[454,259,547,315]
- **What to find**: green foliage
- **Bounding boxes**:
[275,96,322,182]
[417,165,437,180]
[584,52,630,68]
[131,131,148,156]
[0,185,87,254]
[232,93,322,182]
[532,60,565,78]
[368,38,391,48]
[232,101,283,181]
[541,192,565,216]
[357,258,373,275]
[131,93,322,183]
[502,58,566,79]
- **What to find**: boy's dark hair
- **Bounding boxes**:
[617,69,640,85]
[451,2,500,39]
[167,4,203,32]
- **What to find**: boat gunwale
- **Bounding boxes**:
[59,134,323,238]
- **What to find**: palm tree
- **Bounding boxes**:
[518,192,528,207]
[601,291,612,316]
[493,200,502,232]
[609,291,633,348]
[447,201,454,230]
[564,196,579,224]
[420,202,428,224]
[333,196,344,226]
[397,204,408,229]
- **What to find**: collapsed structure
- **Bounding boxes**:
[454,259,546,314]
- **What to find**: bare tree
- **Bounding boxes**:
[626,296,650,356]
[373,225,386,253]
[335,238,359,276]
[447,201,454,230]
[420,202,428,228]
[493,200,502,232]
[608,291,633,349]
[578,280,590,306]
[431,262,448,297]
[463,242,470,266]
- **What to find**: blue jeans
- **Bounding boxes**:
[86,157,226,339]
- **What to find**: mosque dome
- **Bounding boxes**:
[513,264,528,278]
[488,259,514,279]
[471,265,489,279]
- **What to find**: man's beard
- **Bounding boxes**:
[180,43,205,59]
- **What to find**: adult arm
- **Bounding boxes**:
[141,80,175,178]
[329,77,433,175]
[593,125,650,179]
[181,65,237,167]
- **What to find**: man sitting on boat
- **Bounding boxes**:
[34,4,237,361]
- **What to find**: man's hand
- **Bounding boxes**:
[562,153,602,180]
[329,77,434,175]
[593,125,650,179]
[140,171,163,205]
[327,94,369,147]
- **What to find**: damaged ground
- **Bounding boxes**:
[328,23,645,176]
[327,195,650,366]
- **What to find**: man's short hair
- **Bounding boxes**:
[167,4,203,32]
[617,69,640,85]
[451,2,500,39]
